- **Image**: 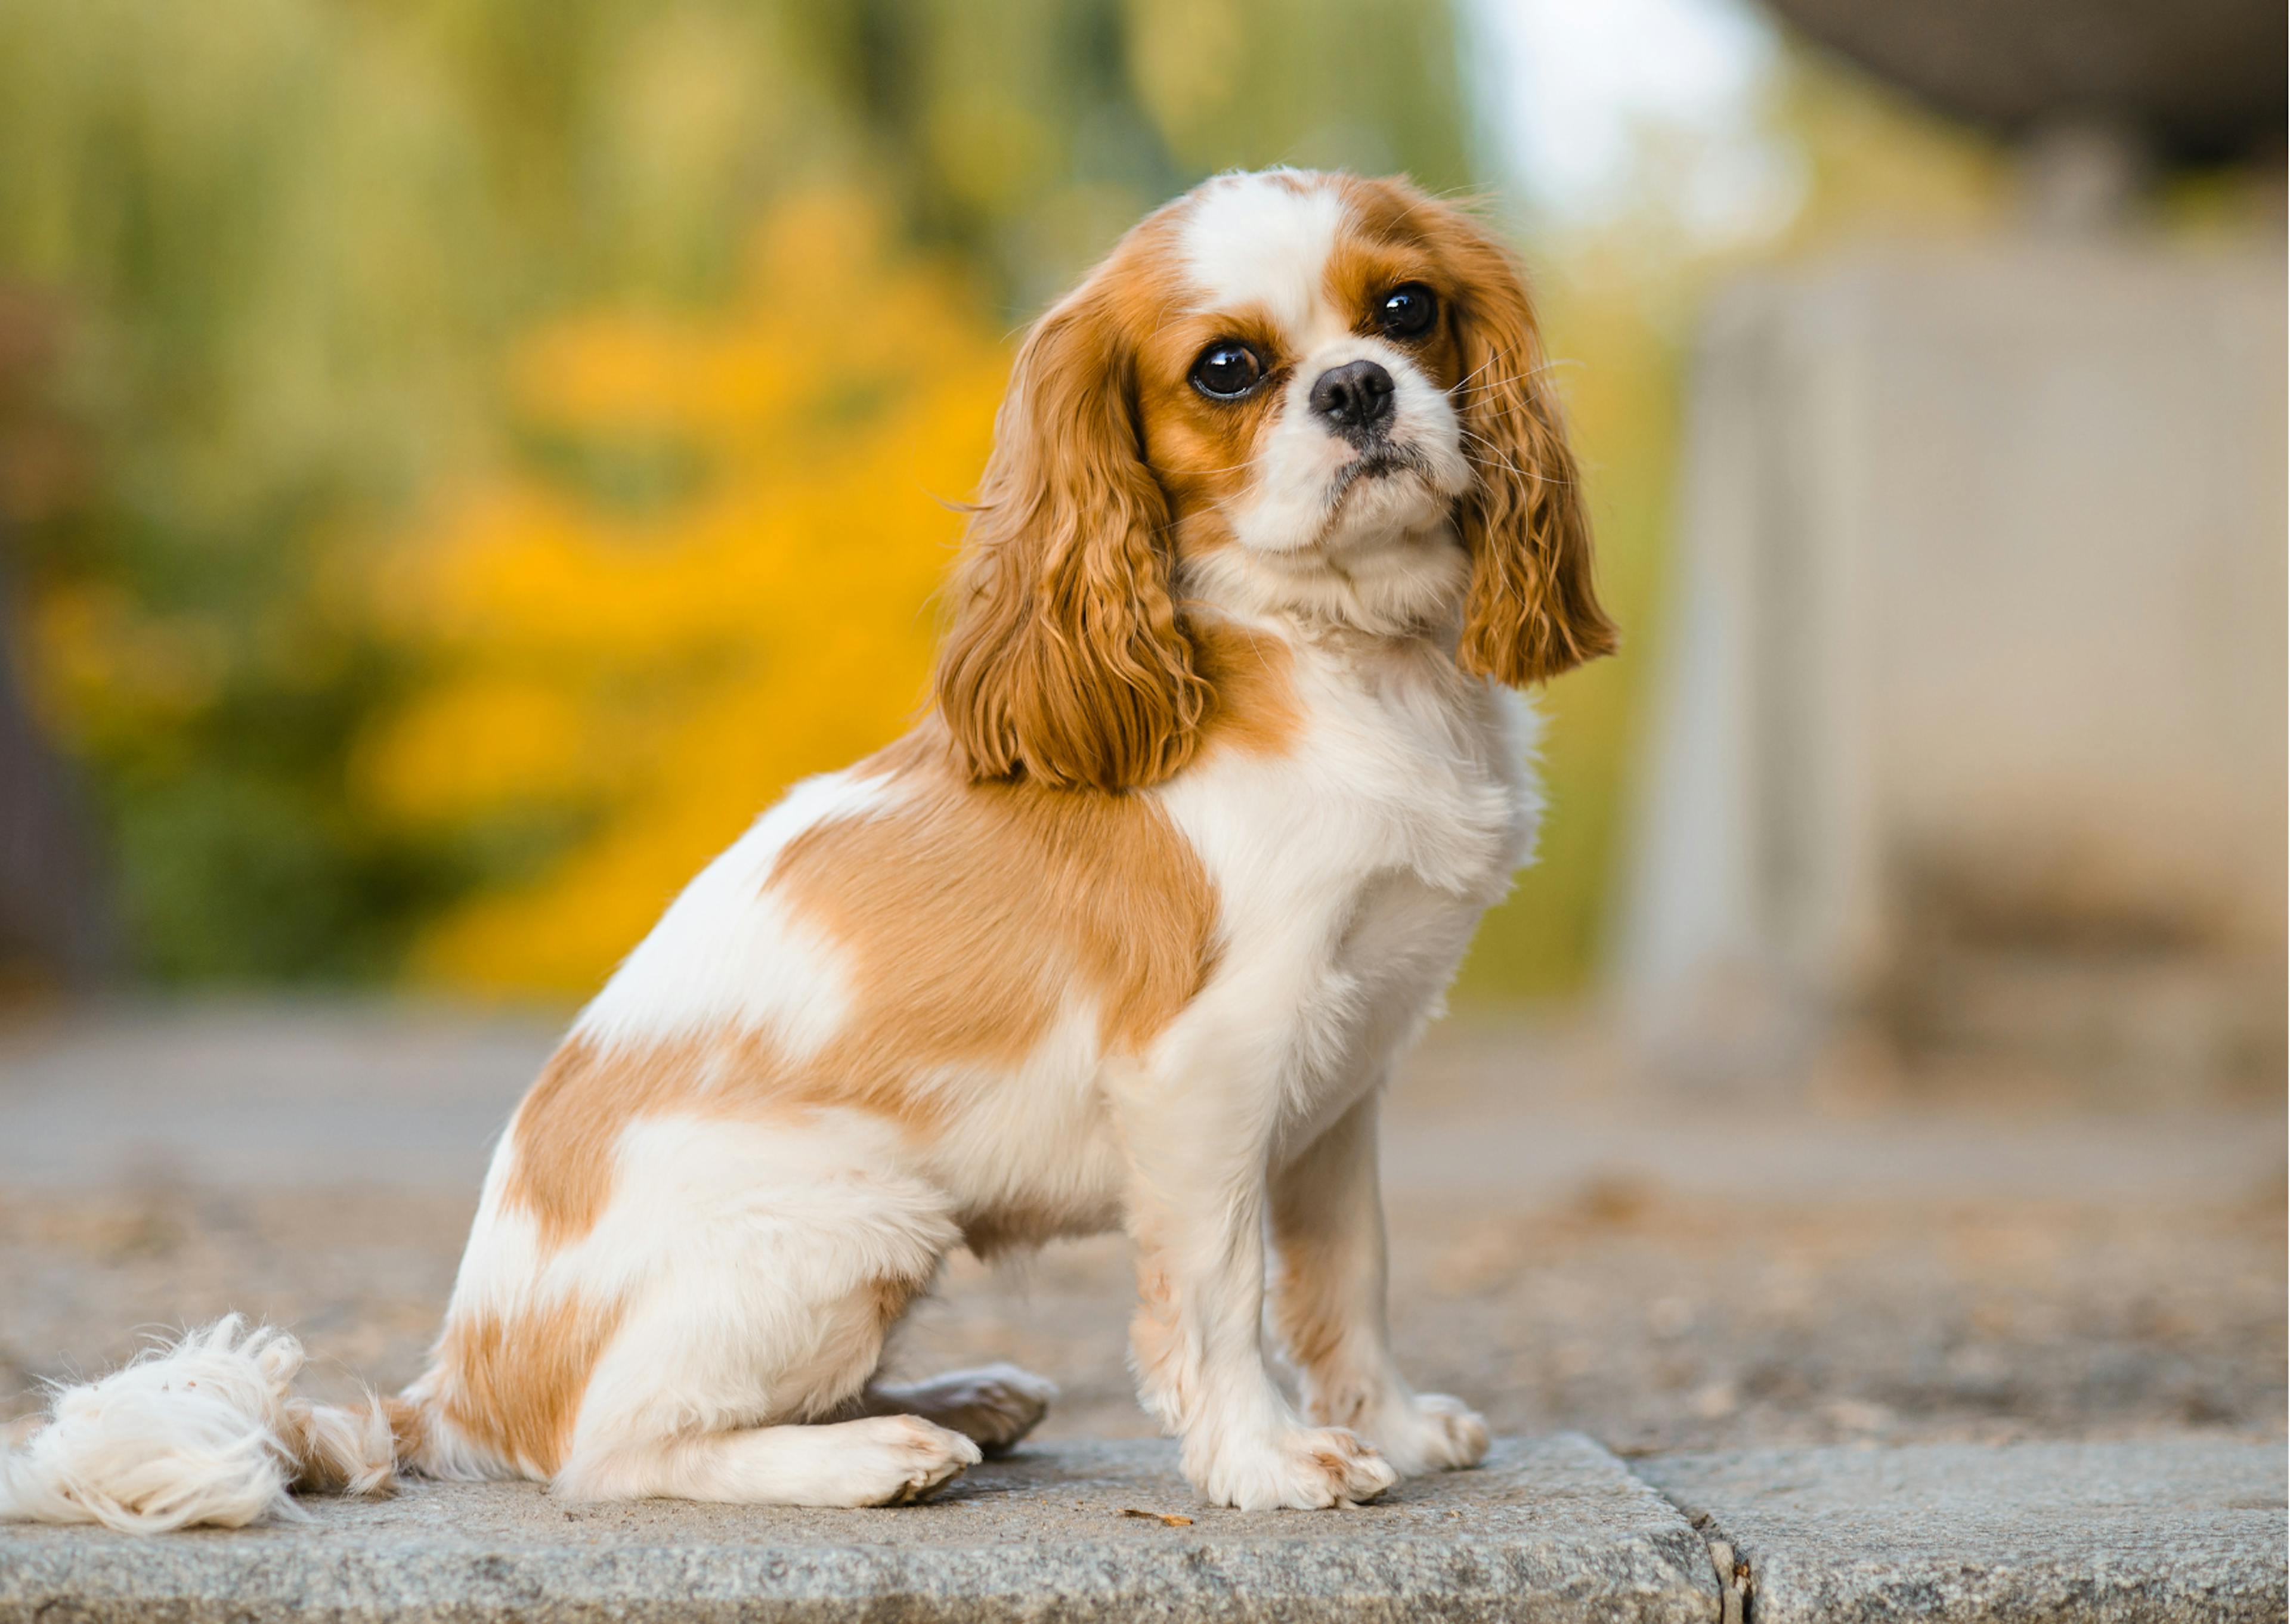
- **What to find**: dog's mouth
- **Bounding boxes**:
[1326,441,1432,509]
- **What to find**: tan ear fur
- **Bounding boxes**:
[933,282,1206,792]
[1436,209,1618,687]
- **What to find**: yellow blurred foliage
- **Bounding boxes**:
[357,194,1007,994]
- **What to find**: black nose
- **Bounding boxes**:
[1309,359,1395,438]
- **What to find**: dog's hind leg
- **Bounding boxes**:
[562,1414,979,1507]
[467,1114,977,1507]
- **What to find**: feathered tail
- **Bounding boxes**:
[0,1316,409,1533]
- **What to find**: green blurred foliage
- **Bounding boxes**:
[0,0,1471,985]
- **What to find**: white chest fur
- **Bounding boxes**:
[1152,627,1542,1157]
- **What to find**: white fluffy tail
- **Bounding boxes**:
[0,1315,399,1533]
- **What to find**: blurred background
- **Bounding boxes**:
[0,0,2281,1455]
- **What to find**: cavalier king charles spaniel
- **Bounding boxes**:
[5,167,1613,1528]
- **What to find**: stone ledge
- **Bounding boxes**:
[1637,1439,2287,1624]
[0,1434,1718,1624]
[11,1435,2280,1623]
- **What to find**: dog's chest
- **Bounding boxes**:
[1162,639,1537,1096]
[1273,642,1532,903]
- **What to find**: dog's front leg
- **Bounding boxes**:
[1270,1091,1488,1475]
[1113,1071,1398,1511]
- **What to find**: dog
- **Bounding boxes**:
[1,167,1614,1528]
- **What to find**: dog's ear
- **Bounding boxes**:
[934,284,1206,792]
[1436,212,1617,687]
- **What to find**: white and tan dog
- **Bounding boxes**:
[2,168,1613,1528]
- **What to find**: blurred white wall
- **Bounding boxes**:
[1621,233,2286,1083]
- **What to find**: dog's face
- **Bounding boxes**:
[1131,174,1474,587]
[936,169,1616,793]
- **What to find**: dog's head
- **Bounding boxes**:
[936,168,1616,792]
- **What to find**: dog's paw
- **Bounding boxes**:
[876,1363,1056,1456]
[842,1416,983,1506]
[1189,1425,1397,1511]
[1359,1392,1488,1476]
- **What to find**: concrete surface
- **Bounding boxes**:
[1641,1439,2288,1624]
[0,1002,549,1191]
[0,1435,1719,1624]
[3,1003,2281,1202]
[4,1007,2282,1461]
[5,1436,2281,1622]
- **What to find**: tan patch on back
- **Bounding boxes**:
[498,727,1218,1250]
[773,727,1217,1058]
[434,1294,626,1479]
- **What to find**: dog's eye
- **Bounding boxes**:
[1190,342,1264,399]
[1376,284,1437,339]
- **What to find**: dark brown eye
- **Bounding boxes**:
[1190,341,1264,399]
[1376,283,1437,339]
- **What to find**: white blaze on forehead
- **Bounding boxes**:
[1179,172,1348,337]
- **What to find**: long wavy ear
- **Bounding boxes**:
[933,281,1206,791]
[1440,213,1618,687]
